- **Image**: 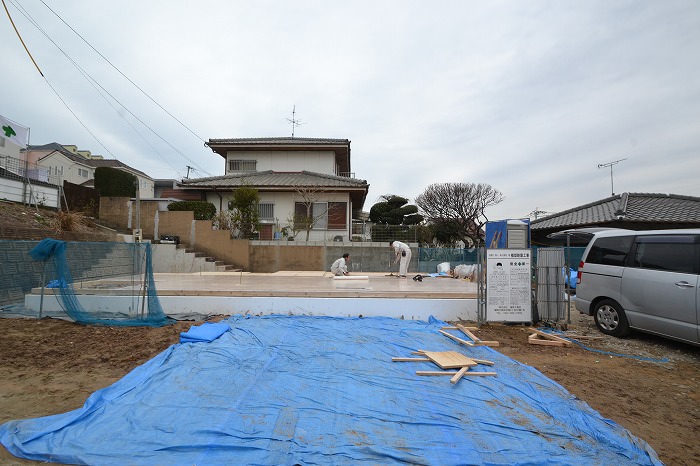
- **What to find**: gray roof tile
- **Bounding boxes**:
[178,170,368,189]
[531,192,700,230]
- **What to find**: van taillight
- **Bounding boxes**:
[577,260,584,284]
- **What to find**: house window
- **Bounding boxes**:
[294,201,347,230]
[229,159,257,172]
[327,202,347,230]
[313,203,328,229]
[78,168,89,178]
[258,203,274,220]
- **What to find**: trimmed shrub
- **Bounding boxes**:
[167,201,216,220]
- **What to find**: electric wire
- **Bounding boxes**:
[8,0,212,176]
[4,0,213,178]
[38,0,207,145]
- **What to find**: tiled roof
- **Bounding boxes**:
[178,170,368,190]
[27,143,150,179]
[84,159,150,179]
[531,193,700,230]
[28,144,91,165]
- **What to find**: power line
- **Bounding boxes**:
[4,0,213,177]
[37,0,207,144]
[2,0,43,76]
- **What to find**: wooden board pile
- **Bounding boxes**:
[392,325,499,385]
[527,327,574,347]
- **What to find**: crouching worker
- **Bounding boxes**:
[330,253,350,276]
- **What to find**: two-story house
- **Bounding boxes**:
[178,137,369,241]
[23,143,155,197]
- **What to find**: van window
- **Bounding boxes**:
[631,235,700,274]
[586,236,633,266]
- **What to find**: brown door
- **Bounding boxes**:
[259,224,273,240]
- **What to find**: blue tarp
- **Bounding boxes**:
[179,322,231,343]
[0,315,661,465]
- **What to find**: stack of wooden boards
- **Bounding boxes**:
[527,327,574,347]
[393,324,499,385]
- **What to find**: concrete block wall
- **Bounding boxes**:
[323,243,419,274]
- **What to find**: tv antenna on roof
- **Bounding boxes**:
[286,105,303,137]
[597,158,627,196]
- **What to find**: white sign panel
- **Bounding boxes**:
[486,249,532,322]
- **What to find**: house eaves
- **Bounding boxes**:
[179,170,367,190]
[179,170,369,208]
[205,137,352,175]
[85,159,152,180]
[38,150,93,168]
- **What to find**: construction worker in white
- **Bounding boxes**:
[330,253,350,276]
[390,240,411,277]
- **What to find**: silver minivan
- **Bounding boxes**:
[575,229,700,346]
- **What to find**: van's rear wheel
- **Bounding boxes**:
[593,299,631,337]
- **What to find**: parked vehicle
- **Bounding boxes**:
[575,229,700,346]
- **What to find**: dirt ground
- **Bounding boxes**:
[0,312,698,465]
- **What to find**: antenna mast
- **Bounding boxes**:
[287,105,303,137]
[597,158,627,196]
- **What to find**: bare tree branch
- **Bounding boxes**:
[415,182,503,246]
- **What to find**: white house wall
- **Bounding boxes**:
[207,191,352,241]
[39,152,93,186]
[226,150,336,175]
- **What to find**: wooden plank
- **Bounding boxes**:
[456,324,481,343]
[528,333,566,346]
[422,350,477,369]
[471,358,495,366]
[450,366,470,384]
[392,357,430,362]
[528,327,573,346]
[439,329,474,347]
[474,340,500,347]
[413,351,494,367]
[416,371,497,377]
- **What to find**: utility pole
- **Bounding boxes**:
[597,158,627,196]
[185,165,193,179]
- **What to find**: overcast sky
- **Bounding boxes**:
[2,0,699,220]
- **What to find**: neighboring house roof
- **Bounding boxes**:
[206,137,352,175]
[531,192,700,231]
[29,144,94,167]
[27,143,151,180]
[85,159,152,180]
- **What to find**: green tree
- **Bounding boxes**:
[94,167,136,197]
[369,194,423,225]
[228,186,260,239]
